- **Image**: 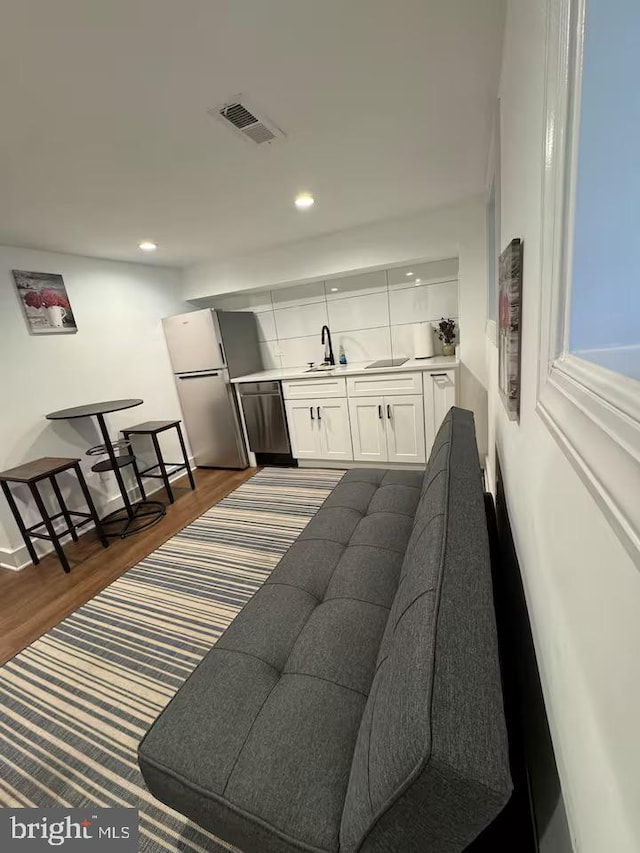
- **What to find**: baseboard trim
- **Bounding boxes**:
[0,463,195,572]
[484,454,496,495]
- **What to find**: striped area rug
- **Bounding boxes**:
[0,467,344,851]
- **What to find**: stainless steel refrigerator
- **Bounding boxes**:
[162,308,263,468]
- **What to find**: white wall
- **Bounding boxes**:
[184,200,489,454]
[0,245,188,569]
[489,3,640,852]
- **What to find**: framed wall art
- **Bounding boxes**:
[498,238,523,420]
[12,270,78,335]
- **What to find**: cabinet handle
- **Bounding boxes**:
[317,406,321,420]
[310,406,314,420]
[431,373,447,378]
[387,404,391,419]
[378,404,383,419]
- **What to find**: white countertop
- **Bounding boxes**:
[231,356,459,384]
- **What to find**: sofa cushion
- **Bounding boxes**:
[139,465,422,853]
[324,546,403,610]
[339,408,512,853]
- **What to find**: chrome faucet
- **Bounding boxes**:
[321,325,335,366]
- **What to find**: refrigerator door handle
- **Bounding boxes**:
[179,371,219,380]
[219,342,226,365]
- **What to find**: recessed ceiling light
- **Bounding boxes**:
[138,241,157,252]
[330,287,338,292]
[415,278,422,285]
[406,271,414,276]
[294,192,314,210]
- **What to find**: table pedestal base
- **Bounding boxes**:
[100,500,166,539]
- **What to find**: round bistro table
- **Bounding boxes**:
[46,399,166,538]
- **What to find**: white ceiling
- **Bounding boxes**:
[0,0,504,268]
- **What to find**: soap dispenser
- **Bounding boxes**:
[339,345,347,365]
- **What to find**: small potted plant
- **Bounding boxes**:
[436,318,456,357]
[41,288,71,328]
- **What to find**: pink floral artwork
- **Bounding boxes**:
[12,270,78,334]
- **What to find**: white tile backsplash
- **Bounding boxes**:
[327,291,389,333]
[389,281,458,326]
[211,258,458,369]
[259,340,282,370]
[274,302,329,340]
[255,310,276,342]
[335,327,392,363]
[278,335,327,369]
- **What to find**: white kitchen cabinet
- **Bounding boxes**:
[282,377,346,400]
[317,400,353,460]
[285,400,323,459]
[285,399,353,460]
[349,395,425,464]
[346,371,422,397]
[386,396,426,464]
[424,371,457,453]
[349,397,388,462]
[283,366,457,467]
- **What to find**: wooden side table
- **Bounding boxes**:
[0,457,108,573]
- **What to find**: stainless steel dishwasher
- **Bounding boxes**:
[238,381,294,464]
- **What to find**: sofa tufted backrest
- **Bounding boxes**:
[340,407,512,853]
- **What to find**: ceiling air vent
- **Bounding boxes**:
[212,96,285,145]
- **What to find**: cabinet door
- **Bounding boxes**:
[385,395,426,464]
[285,401,322,459]
[348,397,387,462]
[317,400,353,460]
[424,371,457,453]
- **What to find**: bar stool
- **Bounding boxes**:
[0,457,108,573]
[121,420,195,504]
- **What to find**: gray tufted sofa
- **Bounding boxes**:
[139,407,512,853]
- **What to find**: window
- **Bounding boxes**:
[537,0,640,565]
[568,0,640,380]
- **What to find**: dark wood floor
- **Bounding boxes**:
[0,467,258,666]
